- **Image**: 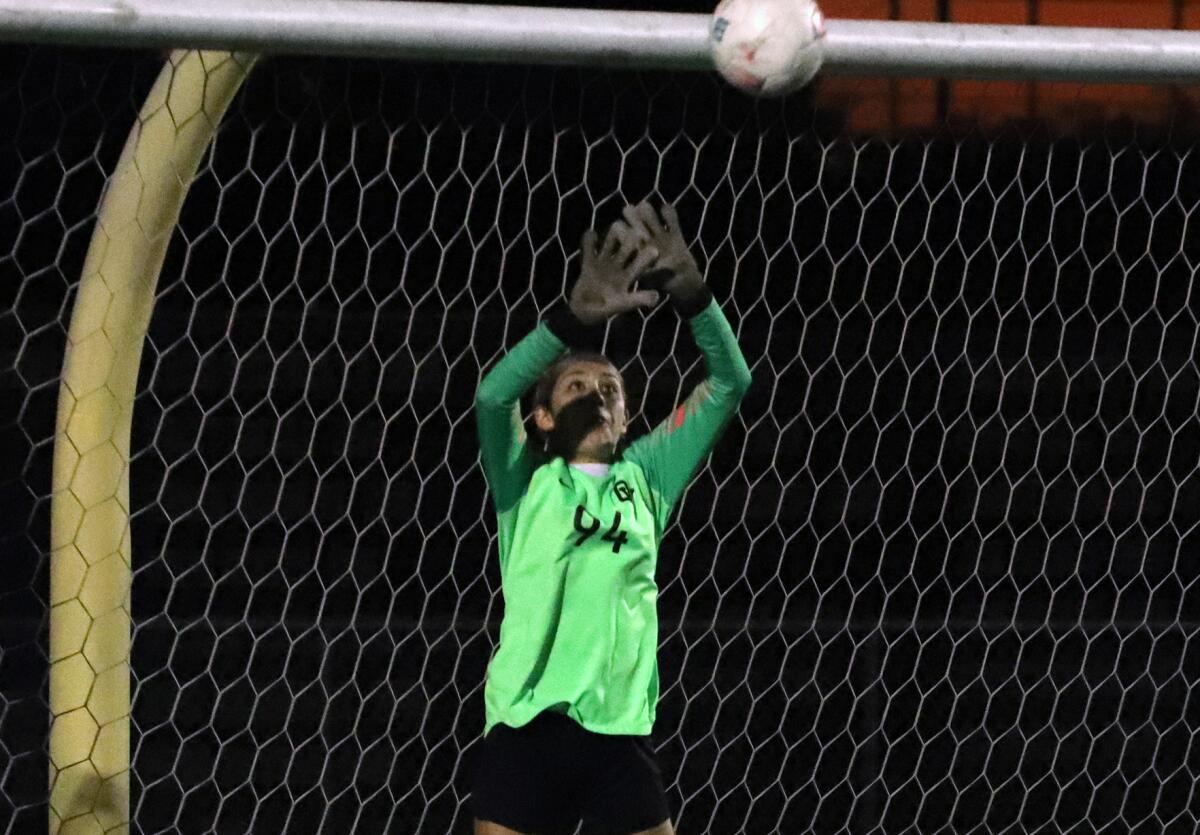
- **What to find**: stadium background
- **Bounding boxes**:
[3,0,1199,832]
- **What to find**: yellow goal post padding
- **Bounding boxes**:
[49,49,257,835]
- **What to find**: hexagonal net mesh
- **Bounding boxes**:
[3,47,1199,833]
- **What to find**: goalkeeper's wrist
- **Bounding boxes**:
[666,276,713,318]
[545,305,606,350]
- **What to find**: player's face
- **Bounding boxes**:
[550,361,627,461]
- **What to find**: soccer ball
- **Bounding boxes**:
[709,0,827,97]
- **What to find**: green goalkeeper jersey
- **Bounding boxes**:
[475,298,751,736]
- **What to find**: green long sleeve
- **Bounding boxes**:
[475,321,566,513]
[623,298,752,530]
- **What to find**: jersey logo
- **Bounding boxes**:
[613,480,634,503]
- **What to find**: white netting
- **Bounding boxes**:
[3,48,1199,833]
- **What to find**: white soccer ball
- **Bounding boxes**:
[709,0,827,97]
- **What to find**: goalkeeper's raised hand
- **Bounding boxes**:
[568,225,662,326]
[618,202,710,315]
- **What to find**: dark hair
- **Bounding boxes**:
[530,351,624,444]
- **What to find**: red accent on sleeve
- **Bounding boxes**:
[668,405,687,433]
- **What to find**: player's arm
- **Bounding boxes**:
[476,228,661,512]
[475,322,567,513]
[620,203,753,527]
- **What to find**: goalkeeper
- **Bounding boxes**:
[471,202,752,835]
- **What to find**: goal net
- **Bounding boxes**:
[3,46,1198,833]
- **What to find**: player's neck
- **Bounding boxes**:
[568,440,617,466]
[569,445,617,465]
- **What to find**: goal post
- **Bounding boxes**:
[48,49,255,833]
[4,3,1199,834]
[6,0,1200,81]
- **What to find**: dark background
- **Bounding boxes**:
[3,29,1199,835]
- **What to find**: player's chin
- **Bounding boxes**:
[579,426,618,457]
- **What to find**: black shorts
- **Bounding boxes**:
[469,711,671,834]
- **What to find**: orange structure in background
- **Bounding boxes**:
[815,0,1200,133]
